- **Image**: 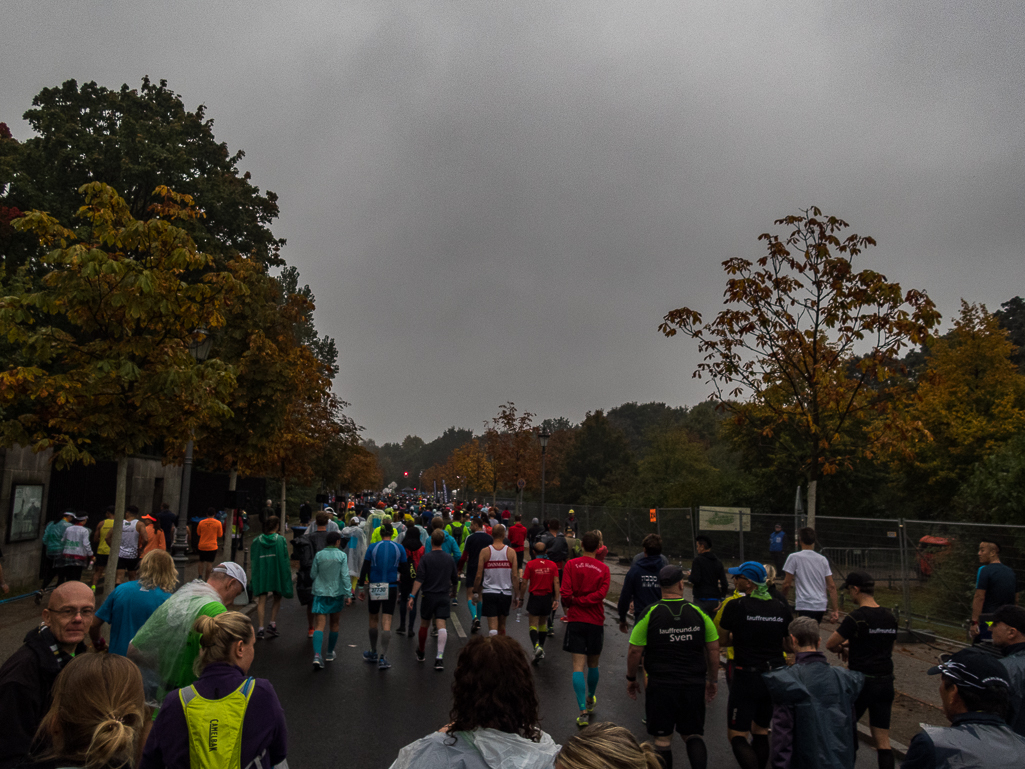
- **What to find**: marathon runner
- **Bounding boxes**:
[825,571,898,769]
[718,561,792,769]
[540,519,569,634]
[519,540,560,662]
[560,531,611,727]
[474,524,520,637]
[356,523,406,670]
[459,517,493,634]
[626,565,719,769]
[409,529,459,670]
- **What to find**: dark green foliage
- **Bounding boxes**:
[557,410,637,505]
[996,296,1025,373]
[1,78,284,274]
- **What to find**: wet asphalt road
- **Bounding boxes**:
[248,592,883,769]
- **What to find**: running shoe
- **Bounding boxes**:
[451,598,458,605]
[407,626,415,638]
[256,629,266,641]
[434,657,444,671]
[471,619,481,634]
[307,628,315,638]
[576,714,589,728]
[313,654,324,669]
[266,625,279,638]
[560,616,569,623]
[325,651,336,662]
[533,645,544,663]
[363,650,379,663]
[431,626,439,638]
[416,649,426,663]
[378,657,392,670]
[586,695,597,714]
[395,625,406,636]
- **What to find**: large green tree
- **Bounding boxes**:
[1,183,243,587]
[1,78,284,274]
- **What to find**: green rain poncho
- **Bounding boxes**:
[250,533,294,598]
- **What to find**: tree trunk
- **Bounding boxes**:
[807,479,817,530]
[228,467,238,561]
[279,476,287,535]
[103,456,129,592]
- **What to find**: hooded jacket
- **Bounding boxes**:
[0,625,85,769]
[763,651,864,769]
[389,728,560,769]
[250,533,294,598]
[618,555,663,624]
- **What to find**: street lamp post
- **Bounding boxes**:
[172,329,214,587]
[538,430,550,525]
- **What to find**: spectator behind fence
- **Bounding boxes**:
[90,548,177,655]
[900,648,1024,769]
[556,722,661,769]
[29,653,146,769]
[991,604,1025,737]
[768,523,787,573]
[388,635,559,769]
[781,528,839,623]
[0,581,94,769]
[763,616,863,769]
[970,539,1017,642]
[141,612,288,769]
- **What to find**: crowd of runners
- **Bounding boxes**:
[1,493,1024,769]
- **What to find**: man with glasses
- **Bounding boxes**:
[0,581,94,769]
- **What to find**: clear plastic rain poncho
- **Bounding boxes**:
[342,524,367,571]
[388,729,560,769]
[129,580,224,707]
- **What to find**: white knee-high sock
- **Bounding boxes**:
[437,628,448,657]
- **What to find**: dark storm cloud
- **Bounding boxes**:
[3,2,1023,442]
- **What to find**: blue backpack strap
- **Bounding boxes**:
[241,676,256,696]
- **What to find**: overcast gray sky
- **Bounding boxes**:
[3,2,1023,444]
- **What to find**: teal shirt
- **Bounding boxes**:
[311,547,352,598]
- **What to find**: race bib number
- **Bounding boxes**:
[369,582,389,601]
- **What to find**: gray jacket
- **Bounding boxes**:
[901,712,1025,769]
[1000,644,1025,737]
[389,729,559,769]
[763,651,864,769]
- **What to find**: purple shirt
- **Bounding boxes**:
[141,663,287,769]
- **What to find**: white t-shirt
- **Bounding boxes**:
[783,548,832,611]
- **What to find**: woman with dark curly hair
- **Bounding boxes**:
[388,635,560,769]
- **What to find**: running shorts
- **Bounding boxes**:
[116,556,140,572]
[726,667,773,732]
[198,549,217,563]
[481,592,512,617]
[563,621,604,656]
[420,592,452,620]
[94,554,109,568]
[368,586,398,615]
[795,609,825,623]
[526,592,554,618]
[646,680,706,737]
[854,675,895,730]
[312,595,346,615]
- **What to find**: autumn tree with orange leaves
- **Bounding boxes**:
[660,208,940,524]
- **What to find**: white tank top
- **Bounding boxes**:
[482,545,513,595]
[119,519,140,558]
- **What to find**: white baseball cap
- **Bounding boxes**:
[213,561,248,595]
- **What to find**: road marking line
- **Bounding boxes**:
[451,613,467,639]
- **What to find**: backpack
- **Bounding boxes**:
[448,521,466,545]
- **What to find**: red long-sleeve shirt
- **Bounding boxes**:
[560,556,611,626]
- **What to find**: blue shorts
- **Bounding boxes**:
[312,595,346,615]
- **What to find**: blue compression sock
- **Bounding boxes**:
[312,630,323,656]
[328,631,339,653]
[572,671,587,711]
[467,600,476,618]
[587,667,600,698]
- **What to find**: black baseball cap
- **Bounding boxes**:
[993,604,1025,634]
[840,571,875,590]
[659,565,685,586]
[927,648,1010,691]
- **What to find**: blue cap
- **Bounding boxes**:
[727,561,767,583]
